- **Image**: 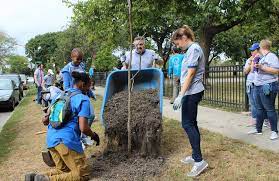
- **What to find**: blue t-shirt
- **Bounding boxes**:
[168,54,184,77]
[180,43,205,95]
[61,62,85,91]
[46,88,91,153]
[44,74,54,86]
[254,52,279,86]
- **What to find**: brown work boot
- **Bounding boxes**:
[42,149,55,167]
[25,173,36,181]
[34,174,49,181]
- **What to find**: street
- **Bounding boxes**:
[0,110,12,132]
[0,90,28,132]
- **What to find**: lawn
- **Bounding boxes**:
[0,90,279,180]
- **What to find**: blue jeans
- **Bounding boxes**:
[181,91,204,162]
[253,82,278,133]
[247,84,257,119]
[37,85,42,104]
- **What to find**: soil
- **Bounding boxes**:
[88,152,165,181]
[103,89,162,157]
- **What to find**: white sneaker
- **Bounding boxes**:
[187,160,208,177]
[270,131,278,140]
[263,120,271,128]
[181,156,195,165]
[248,128,262,135]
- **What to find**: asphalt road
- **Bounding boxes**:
[0,90,28,132]
[0,111,12,132]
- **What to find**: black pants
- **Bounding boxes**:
[181,91,204,162]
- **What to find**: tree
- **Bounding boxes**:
[7,55,31,75]
[94,45,118,71]
[0,32,16,65]
[69,0,273,68]
[25,32,60,65]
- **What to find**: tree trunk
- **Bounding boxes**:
[199,27,214,79]
[156,41,163,57]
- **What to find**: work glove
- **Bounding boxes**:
[92,93,97,101]
[173,94,183,111]
[91,132,100,146]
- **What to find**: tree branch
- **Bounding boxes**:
[210,0,259,34]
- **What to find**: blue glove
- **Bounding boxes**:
[173,94,183,110]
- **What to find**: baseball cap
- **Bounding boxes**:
[249,43,260,51]
[48,69,54,75]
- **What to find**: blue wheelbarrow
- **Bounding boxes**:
[100,68,164,125]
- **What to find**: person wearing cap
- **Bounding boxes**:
[244,43,261,126]
[248,39,279,140]
[44,69,55,89]
[168,47,184,104]
[121,36,163,69]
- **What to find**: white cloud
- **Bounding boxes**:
[0,0,73,55]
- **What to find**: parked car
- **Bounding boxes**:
[20,74,28,90]
[0,74,24,100]
[27,76,35,85]
[0,79,20,111]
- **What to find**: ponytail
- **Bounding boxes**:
[72,71,90,85]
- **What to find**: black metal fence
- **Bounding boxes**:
[94,66,278,112]
[203,66,247,110]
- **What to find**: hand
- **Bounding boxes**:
[91,132,100,146]
[254,63,262,69]
[92,93,97,101]
[173,94,183,110]
[248,56,254,61]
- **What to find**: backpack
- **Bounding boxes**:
[49,91,81,129]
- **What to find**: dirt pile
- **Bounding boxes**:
[89,152,165,180]
[103,89,162,157]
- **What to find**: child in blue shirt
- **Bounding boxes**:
[61,48,86,91]
[168,47,184,104]
[28,71,100,181]
[62,48,97,100]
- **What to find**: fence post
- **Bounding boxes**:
[244,74,249,111]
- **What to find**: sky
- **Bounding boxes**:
[0,0,73,56]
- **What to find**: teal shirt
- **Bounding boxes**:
[168,54,184,77]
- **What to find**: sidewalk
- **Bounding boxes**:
[95,86,279,153]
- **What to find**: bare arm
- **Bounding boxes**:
[78,117,95,138]
[256,64,279,75]
[244,58,253,74]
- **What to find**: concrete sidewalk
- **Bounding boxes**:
[95,86,279,153]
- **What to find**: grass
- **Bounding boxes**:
[156,119,279,180]
[1,92,279,180]
[0,95,32,162]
